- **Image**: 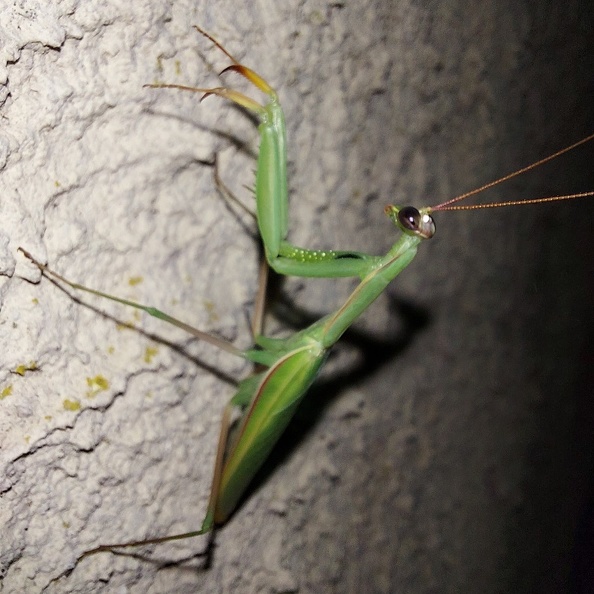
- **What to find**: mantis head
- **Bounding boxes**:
[384,205,436,239]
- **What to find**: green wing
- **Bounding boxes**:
[214,344,326,523]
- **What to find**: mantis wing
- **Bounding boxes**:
[215,344,327,524]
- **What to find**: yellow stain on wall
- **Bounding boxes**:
[63,399,81,411]
[203,300,219,323]
[144,346,158,364]
[85,375,110,398]
[14,361,38,376]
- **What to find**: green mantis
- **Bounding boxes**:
[20,27,594,575]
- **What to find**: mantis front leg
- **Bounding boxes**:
[150,27,389,281]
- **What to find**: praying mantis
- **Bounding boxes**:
[19,26,594,586]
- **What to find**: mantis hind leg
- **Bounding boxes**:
[72,371,269,565]
[38,403,236,591]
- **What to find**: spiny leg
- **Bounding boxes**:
[146,28,276,115]
[193,24,279,99]
[148,28,388,280]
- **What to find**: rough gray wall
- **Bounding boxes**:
[0,1,592,593]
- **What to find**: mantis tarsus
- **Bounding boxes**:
[20,26,594,577]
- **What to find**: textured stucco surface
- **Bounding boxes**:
[1,1,593,593]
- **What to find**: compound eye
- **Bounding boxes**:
[397,206,421,232]
[397,206,436,239]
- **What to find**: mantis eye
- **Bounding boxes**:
[395,206,436,239]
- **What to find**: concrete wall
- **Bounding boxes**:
[1,1,593,592]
